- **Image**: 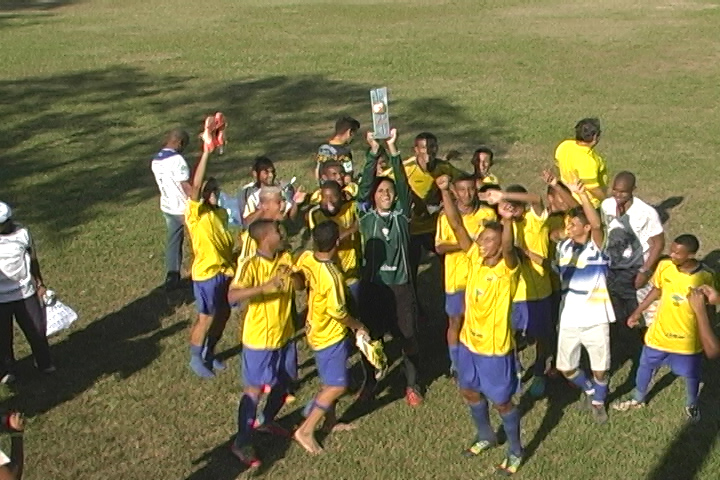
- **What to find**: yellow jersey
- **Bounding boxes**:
[237,223,289,262]
[436,206,497,293]
[460,243,519,356]
[294,251,349,350]
[382,157,465,235]
[307,202,361,284]
[513,209,553,302]
[547,212,569,292]
[480,173,500,185]
[185,199,235,281]
[554,140,608,208]
[309,183,359,205]
[232,251,295,350]
[645,259,717,355]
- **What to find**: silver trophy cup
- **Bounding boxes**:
[370,87,390,140]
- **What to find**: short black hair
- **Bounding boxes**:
[614,171,636,188]
[320,180,343,197]
[414,132,438,148]
[471,146,494,164]
[335,116,360,135]
[482,220,503,234]
[312,221,340,253]
[454,174,477,185]
[252,156,275,174]
[574,118,601,143]
[569,206,589,225]
[201,177,220,202]
[164,129,190,151]
[674,234,700,254]
[320,160,343,177]
[248,219,279,243]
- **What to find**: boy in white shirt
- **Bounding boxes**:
[555,181,615,423]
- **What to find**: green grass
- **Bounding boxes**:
[2,0,720,478]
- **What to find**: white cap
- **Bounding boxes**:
[0,202,12,223]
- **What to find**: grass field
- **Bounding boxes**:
[2,0,720,479]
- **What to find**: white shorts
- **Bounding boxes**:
[556,323,610,372]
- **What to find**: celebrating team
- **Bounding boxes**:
[151,116,720,476]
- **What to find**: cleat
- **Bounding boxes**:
[462,438,497,457]
[685,405,700,423]
[405,386,424,407]
[496,453,523,475]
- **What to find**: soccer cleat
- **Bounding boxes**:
[496,453,523,475]
[462,438,497,457]
[214,112,226,155]
[355,332,388,379]
[405,386,424,407]
[577,392,593,412]
[591,404,609,424]
[200,116,216,153]
[230,444,261,469]
[611,398,646,412]
[685,405,701,423]
[529,376,546,398]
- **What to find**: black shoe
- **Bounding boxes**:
[164,271,181,291]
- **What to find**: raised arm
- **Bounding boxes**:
[384,129,411,217]
[490,190,544,216]
[542,170,579,209]
[190,149,212,202]
[436,175,473,252]
[498,203,519,269]
[569,180,603,247]
[357,132,381,203]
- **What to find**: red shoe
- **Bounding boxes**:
[230,443,261,469]
[201,116,216,152]
[214,112,226,154]
[405,387,424,407]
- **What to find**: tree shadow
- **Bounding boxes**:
[654,196,684,225]
[0,0,75,12]
[0,285,193,416]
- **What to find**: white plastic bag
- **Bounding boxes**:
[45,299,78,337]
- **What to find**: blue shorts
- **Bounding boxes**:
[457,343,519,405]
[512,296,553,339]
[193,273,232,315]
[314,339,350,387]
[640,346,701,379]
[241,341,298,388]
[445,290,465,317]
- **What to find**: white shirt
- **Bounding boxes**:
[601,196,663,270]
[0,225,36,303]
[556,238,616,328]
[0,449,9,466]
[151,148,190,216]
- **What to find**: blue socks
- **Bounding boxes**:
[685,377,700,407]
[189,345,214,378]
[500,407,523,457]
[568,371,594,395]
[449,345,460,373]
[593,379,608,405]
[236,393,259,447]
[468,399,496,443]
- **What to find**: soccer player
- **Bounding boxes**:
[554,117,608,208]
[470,146,500,185]
[185,146,235,378]
[555,180,615,423]
[436,174,523,475]
[292,221,369,454]
[316,116,360,183]
[150,129,191,290]
[228,219,298,468]
[237,186,295,261]
[484,185,555,397]
[309,161,359,205]
[308,181,362,303]
[435,175,496,376]
[601,172,665,356]
[356,129,423,406]
[612,235,716,422]
[237,156,278,227]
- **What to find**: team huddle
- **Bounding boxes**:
[151,116,720,476]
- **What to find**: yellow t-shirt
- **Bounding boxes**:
[481,173,500,185]
[554,140,608,208]
[294,251,349,350]
[645,259,717,355]
[307,202,361,284]
[436,207,497,293]
[547,212,568,292]
[460,243,519,356]
[185,199,235,281]
[513,209,553,302]
[309,183,359,205]
[382,157,465,235]
[232,252,295,350]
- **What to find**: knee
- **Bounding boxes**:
[494,401,514,414]
[560,368,577,379]
[593,371,607,382]
[460,389,482,404]
[448,316,462,330]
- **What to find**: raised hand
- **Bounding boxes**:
[568,179,586,195]
[293,186,307,205]
[386,128,398,146]
[435,174,451,191]
[481,189,504,205]
[498,201,515,219]
[365,131,380,151]
[542,170,558,186]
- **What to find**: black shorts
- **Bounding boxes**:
[359,281,418,340]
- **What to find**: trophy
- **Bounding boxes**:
[370,87,390,140]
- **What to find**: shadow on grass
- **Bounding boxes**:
[654,196,684,225]
[0,284,193,416]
